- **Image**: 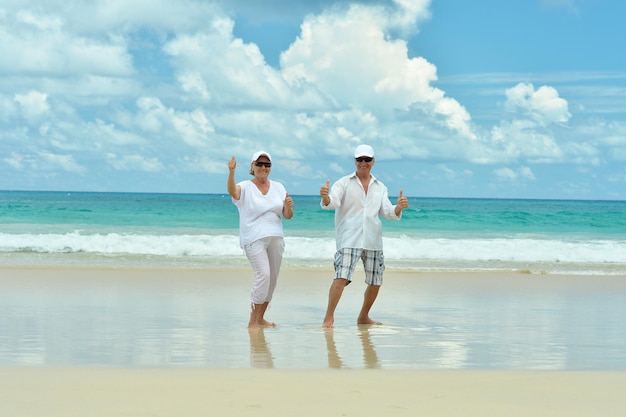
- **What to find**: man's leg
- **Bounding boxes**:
[358,249,384,325]
[324,248,359,328]
[357,284,382,325]
[323,278,347,328]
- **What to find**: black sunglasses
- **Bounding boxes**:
[355,157,373,162]
[254,161,272,168]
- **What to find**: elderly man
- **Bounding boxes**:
[319,144,409,328]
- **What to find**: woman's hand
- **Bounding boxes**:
[227,156,240,199]
[228,156,237,172]
[283,192,294,219]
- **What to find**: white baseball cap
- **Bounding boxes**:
[251,151,272,162]
[354,144,375,158]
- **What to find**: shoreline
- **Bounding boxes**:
[4,262,626,274]
[3,263,626,285]
[3,249,625,276]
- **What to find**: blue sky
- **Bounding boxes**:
[1,0,625,199]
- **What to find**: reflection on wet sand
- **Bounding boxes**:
[4,267,626,370]
[324,329,343,369]
[248,328,274,368]
[324,326,380,369]
[358,325,380,369]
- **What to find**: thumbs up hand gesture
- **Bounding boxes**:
[320,180,330,197]
[283,192,294,219]
[320,180,331,206]
[395,189,409,215]
[284,192,294,209]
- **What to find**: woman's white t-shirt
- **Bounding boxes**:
[232,180,287,248]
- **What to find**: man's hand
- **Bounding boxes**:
[320,180,330,206]
[395,189,408,215]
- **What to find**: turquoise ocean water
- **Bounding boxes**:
[1,190,626,274]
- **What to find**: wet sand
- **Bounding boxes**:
[1,266,626,415]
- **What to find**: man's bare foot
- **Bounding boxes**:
[357,316,382,326]
[249,320,275,329]
[323,316,334,328]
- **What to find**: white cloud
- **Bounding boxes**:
[14,91,49,118]
[163,20,295,109]
[16,10,63,31]
[171,109,215,147]
[493,166,536,181]
[38,151,85,173]
[178,154,224,175]
[4,0,223,34]
[561,141,601,165]
[89,119,147,147]
[488,120,564,163]
[519,166,536,180]
[0,15,134,78]
[328,162,345,176]
[493,167,518,181]
[3,152,29,170]
[178,72,210,99]
[391,0,432,34]
[280,2,474,138]
[135,97,168,132]
[105,153,163,172]
[134,97,215,148]
[437,164,456,179]
[0,95,18,121]
[505,82,571,126]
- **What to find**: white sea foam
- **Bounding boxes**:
[1,231,625,275]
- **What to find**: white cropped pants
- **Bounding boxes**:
[244,236,284,305]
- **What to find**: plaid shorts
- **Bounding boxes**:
[333,248,385,286]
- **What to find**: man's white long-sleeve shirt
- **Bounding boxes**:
[321,172,400,250]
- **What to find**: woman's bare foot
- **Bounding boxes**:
[322,311,335,328]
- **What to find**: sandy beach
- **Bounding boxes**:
[2,266,626,415]
[1,368,625,417]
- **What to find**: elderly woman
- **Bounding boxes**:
[227,151,294,328]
